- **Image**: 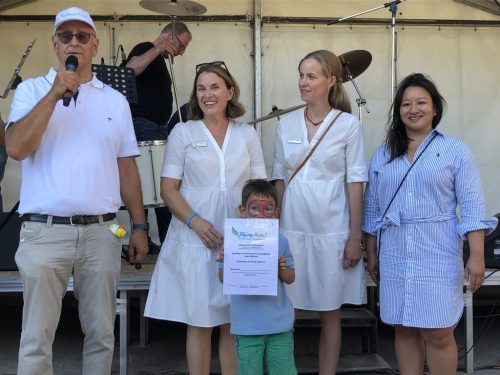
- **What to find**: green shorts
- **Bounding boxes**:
[235,330,297,375]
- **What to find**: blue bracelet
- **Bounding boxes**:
[185,211,199,229]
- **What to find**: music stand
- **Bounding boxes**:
[91,64,138,104]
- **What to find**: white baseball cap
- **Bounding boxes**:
[54,7,96,34]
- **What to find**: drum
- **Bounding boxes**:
[136,140,166,207]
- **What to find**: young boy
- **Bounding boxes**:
[219,179,297,375]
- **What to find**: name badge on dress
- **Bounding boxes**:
[192,141,208,147]
[288,137,303,144]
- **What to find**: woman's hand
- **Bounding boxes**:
[465,230,486,293]
[465,255,485,293]
[364,234,378,284]
[343,236,362,270]
[190,215,223,250]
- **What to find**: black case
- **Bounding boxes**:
[463,213,500,268]
[0,212,23,271]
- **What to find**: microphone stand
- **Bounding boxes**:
[328,0,406,99]
[112,45,126,66]
[0,39,36,99]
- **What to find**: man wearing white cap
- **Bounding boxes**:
[5,7,148,374]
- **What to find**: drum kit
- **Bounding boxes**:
[136,141,166,207]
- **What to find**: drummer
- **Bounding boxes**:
[125,21,192,249]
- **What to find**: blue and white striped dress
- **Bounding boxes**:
[363,130,497,328]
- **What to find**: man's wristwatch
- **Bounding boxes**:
[132,223,148,232]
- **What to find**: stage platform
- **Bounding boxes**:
[1,259,499,375]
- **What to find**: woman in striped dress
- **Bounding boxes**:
[363,73,497,375]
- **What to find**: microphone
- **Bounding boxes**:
[120,45,127,65]
[63,55,78,107]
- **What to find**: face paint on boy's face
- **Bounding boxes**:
[246,199,276,218]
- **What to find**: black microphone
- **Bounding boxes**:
[63,55,78,107]
[120,45,127,65]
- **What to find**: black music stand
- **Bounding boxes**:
[91,64,138,104]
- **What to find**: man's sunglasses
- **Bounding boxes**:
[56,31,95,45]
[195,61,228,73]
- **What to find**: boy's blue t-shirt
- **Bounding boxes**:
[220,233,295,335]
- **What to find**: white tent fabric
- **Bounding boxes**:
[0,1,498,217]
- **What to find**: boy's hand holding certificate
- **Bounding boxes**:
[223,218,279,296]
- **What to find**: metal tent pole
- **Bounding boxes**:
[253,0,262,137]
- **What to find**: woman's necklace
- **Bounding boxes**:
[305,106,328,126]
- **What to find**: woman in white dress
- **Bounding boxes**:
[145,61,266,375]
[272,50,368,373]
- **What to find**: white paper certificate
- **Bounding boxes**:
[223,218,279,296]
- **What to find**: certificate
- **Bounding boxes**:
[223,218,279,296]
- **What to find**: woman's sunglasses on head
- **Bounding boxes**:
[196,61,228,73]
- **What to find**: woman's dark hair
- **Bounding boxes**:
[188,64,245,120]
[386,73,445,161]
[241,179,278,207]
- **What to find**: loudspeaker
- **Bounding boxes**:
[0,212,23,271]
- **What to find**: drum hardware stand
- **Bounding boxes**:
[165,15,184,122]
[111,26,117,66]
[328,0,407,98]
[1,39,36,99]
[167,53,183,122]
[148,147,160,204]
[344,64,370,125]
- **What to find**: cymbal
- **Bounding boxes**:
[248,104,306,125]
[338,50,372,83]
[140,0,207,16]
